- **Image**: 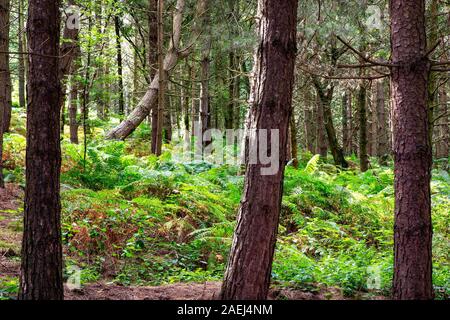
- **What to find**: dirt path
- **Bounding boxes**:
[64,282,347,300]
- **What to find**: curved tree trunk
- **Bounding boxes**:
[19,0,63,300]
[106,0,207,140]
[390,0,433,300]
[220,0,298,300]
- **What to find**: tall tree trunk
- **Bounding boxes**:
[376,79,388,163]
[200,4,212,150]
[182,62,191,144]
[367,86,374,157]
[313,79,348,168]
[69,76,79,144]
[155,0,165,155]
[0,0,9,179]
[436,83,449,159]
[163,89,172,143]
[59,0,80,135]
[115,15,125,116]
[358,83,369,172]
[0,0,9,187]
[290,113,299,169]
[18,0,26,109]
[19,0,63,300]
[342,92,349,155]
[225,0,240,130]
[191,65,199,139]
[304,87,316,153]
[316,95,328,158]
[69,49,81,144]
[0,0,10,134]
[427,0,438,150]
[149,0,158,153]
[220,0,298,300]
[390,0,433,300]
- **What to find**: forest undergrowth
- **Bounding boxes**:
[1,109,449,300]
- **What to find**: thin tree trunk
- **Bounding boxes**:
[59,0,80,134]
[316,95,327,158]
[19,0,63,300]
[0,0,10,134]
[18,0,26,109]
[313,79,348,168]
[436,83,449,159]
[115,15,125,116]
[155,0,165,155]
[148,0,158,153]
[427,0,438,150]
[358,83,369,172]
[200,3,212,150]
[183,62,190,144]
[304,87,315,153]
[0,0,8,187]
[376,79,388,163]
[69,49,81,144]
[390,0,433,300]
[342,92,349,155]
[220,0,298,300]
[290,113,299,169]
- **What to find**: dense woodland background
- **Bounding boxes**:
[0,0,449,300]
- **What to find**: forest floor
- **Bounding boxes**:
[0,183,383,300]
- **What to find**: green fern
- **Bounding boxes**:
[304,154,321,174]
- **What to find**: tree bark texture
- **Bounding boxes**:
[220,0,298,300]
[390,0,433,300]
[19,0,64,300]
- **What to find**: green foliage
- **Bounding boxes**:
[0,277,19,300]
[57,140,449,298]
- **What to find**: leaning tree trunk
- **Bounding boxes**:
[19,0,63,300]
[220,0,298,300]
[107,0,207,140]
[390,0,433,300]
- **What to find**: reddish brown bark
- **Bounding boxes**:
[0,0,11,134]
[390,0,433,300]
[220,0,298,300]
[19,0,63,300]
